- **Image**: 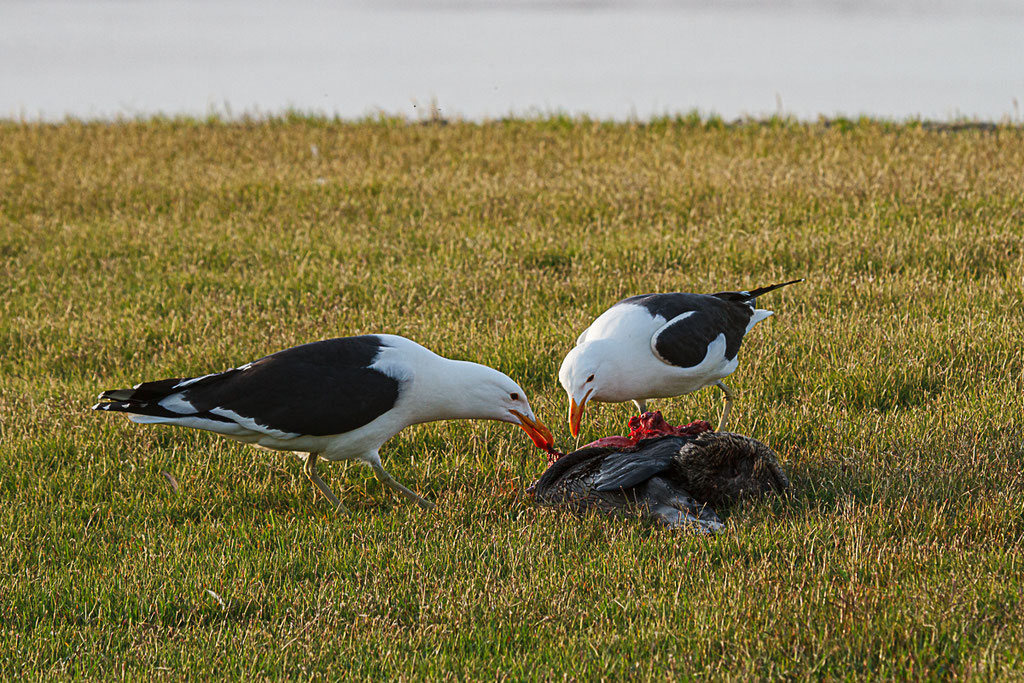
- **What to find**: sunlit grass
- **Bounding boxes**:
[1,117,1023,679]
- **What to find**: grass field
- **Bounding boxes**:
[2,117,1023,679]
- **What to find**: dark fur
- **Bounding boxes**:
[533,432,788,532]
[671,431,790,507]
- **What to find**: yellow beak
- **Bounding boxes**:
[510,410,555,450]
[569,394,589,437]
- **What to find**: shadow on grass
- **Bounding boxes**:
[755,422,1024,522]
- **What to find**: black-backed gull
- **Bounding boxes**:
[558,280,802,435]
[93,334,554,512]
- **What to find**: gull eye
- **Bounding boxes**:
[510,392,519,401]
[586,374,595,383]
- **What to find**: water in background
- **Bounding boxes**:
[2,0,1022,121]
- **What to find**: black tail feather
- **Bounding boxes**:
[98,389,135,401]
[97,368,238,403]
[743,278,804,300]
[91,397,181,419]
[91,397,235,425]
[92,399,136,413]
[91,399,180,419]
[98,377,186,402]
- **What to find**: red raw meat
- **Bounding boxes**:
[545,411,713,464]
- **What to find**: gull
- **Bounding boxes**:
[93,334,553,512]
[559,279,802,435]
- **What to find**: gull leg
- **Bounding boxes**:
[303,452,350,514]
[715,381,735,432]
[370,461,435,510]
[633,399,647,415]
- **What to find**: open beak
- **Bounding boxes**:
[510,410,554,450]
[569,390,591,437]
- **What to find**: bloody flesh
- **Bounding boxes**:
[543,411,713,465]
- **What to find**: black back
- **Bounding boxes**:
[97,335,402,437]
[620,293,753,367]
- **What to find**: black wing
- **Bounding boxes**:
[590,437,686,492]
[95,335,401,437]
[621,293,753,368]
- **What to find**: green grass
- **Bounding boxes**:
[2,116,1023,679]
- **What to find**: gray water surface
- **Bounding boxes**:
[2,0,1022,121]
